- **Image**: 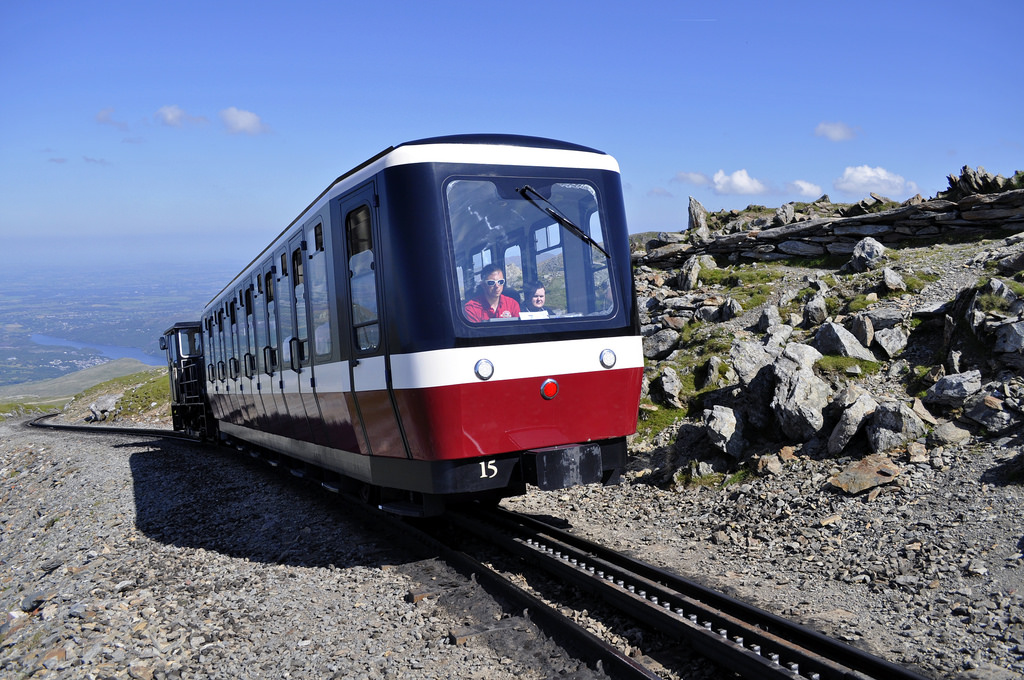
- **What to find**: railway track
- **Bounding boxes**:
[437,505,934,680]
[26,412,200,442]
[26,415,933,679]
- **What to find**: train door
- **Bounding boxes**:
[249,273,270,429]
[340,184,407,459]
[286,231,325,443]
[276,244,314,442]
[260,262,285,433]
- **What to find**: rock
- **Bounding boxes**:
[813,322,875,361]
[730,340,776,386]
[924,370,983,408]
[927,421,971,447]
[677,256,701,291]
[773,203,796,226]
[993,320,1024,354]
[863,307,905,330]
[866,401,927,453]
[874,326,908,359]
[643,328,679,360]
[828,393,879,455]
[656,367,685,409]
[688,197,709,235]
[848,237,887,272]
[851,315,874,348]
[829,454,902,494]
[881,267,907,293]
[964,394,1022,434]
[704,405,745,458]
[756,453,783,475]
[770,343,830,442]
[804,293,828,326]
[756,306,782,332]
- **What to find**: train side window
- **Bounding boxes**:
[308,223,332,359]
[291,245,308,367]
[346,206,379,352]
[277,254,295,368]
[251,278,265,375]
[265,271,279,372]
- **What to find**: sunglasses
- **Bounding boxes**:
[485,279,505,287]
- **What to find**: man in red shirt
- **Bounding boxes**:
[464,264,520,322]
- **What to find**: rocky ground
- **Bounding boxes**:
[0,423,604,679]
[3,228,1024,679]
[507,234,1024,679]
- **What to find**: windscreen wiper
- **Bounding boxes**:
[516,185,610,259]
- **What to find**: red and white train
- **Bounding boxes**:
[161,134,643,515]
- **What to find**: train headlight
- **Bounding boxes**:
[474,359,494,381]
[599,348,617,369]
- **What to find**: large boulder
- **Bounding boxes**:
[923,370,983,408]
[848,237,886,272]
[813,322,875,361]
[828,393,879,455]
[643,329,679,360]
[704,405,745,458]
[770,343,830,442]
[866,401,927,453]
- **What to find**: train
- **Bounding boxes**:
[160,134,643,516]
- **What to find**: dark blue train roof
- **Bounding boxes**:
[399,134,606,156]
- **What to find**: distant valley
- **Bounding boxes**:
[0,260,238,387]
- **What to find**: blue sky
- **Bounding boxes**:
[2,0,1021,272]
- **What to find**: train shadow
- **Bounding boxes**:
[122,437,412,571]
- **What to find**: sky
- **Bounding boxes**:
[1,0,1021,273]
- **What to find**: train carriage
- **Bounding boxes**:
[162,134,643,515]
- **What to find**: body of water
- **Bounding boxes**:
[31,334,165,366]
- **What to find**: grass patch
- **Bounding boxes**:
[815,355,882,378]
[635,403,686,439]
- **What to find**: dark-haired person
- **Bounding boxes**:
[464,264,520,322]
[522,281,549,314]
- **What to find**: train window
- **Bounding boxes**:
[265,271,279,372]
[291,246,308,367]
[252,275,266,374]
[346,206,379,352]
[277,254,295,368]
[179,327,201,358]
[308,223,332,358]
[446,178,614,324]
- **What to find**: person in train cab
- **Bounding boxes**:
[522,281,549,314]
[464,264,521,322]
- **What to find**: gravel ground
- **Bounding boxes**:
[3,235,1023,680]
[505,235,1024,680]
[0,422,604,680]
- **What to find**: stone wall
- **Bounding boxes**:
[636,167,1024,267]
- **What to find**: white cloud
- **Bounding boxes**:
[834,165,918,196]
[671,171,710,186]
[712,169,767,195]
[220,107,269,135]
[96,108,129,132]
[647,187,674,198]
[788,179,823,198]
[156,105,206,127]
[815,121,856,142]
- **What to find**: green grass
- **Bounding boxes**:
[815,355,882,378]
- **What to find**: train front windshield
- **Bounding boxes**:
[447,177,615,327]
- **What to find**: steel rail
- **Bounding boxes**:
[26,413,200,443]
[448,505,933,680]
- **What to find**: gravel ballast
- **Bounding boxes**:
[0,422,602,679]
